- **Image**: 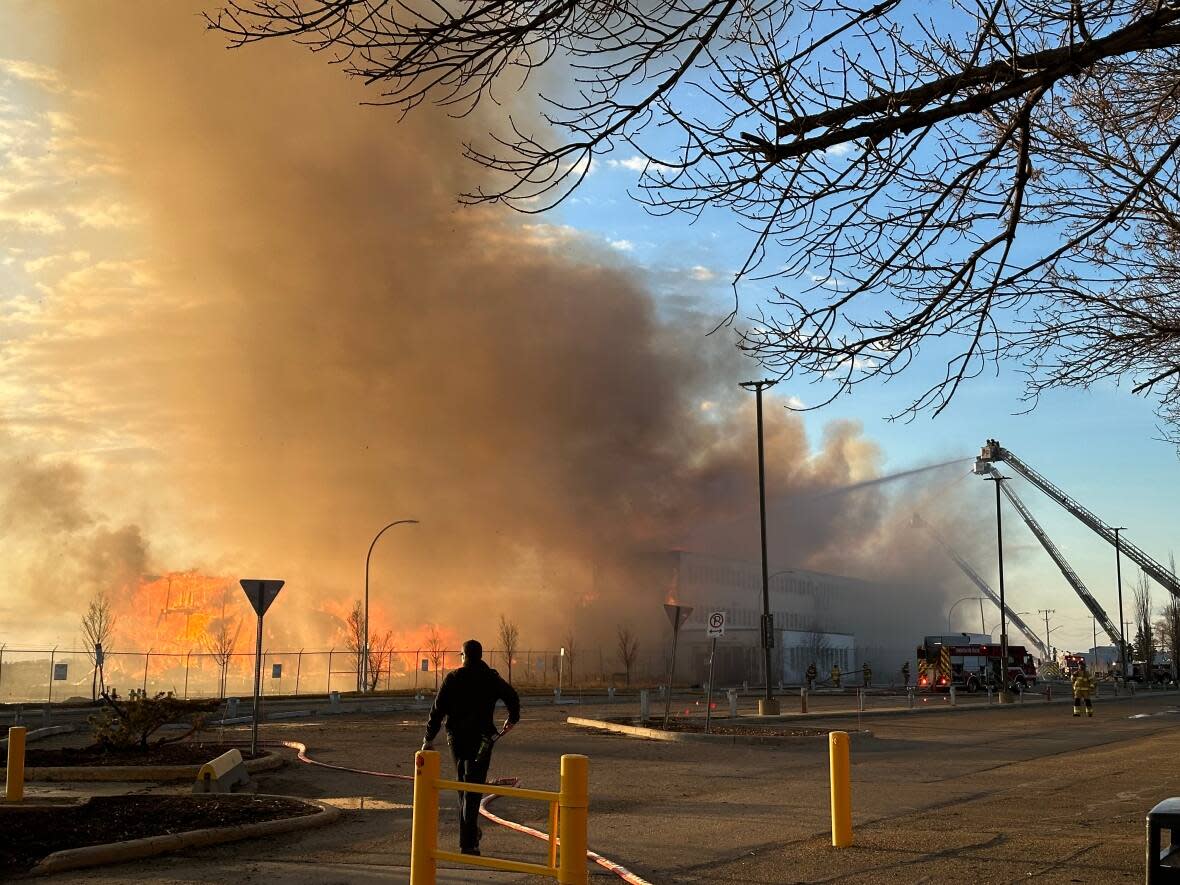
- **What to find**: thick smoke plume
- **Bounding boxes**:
[4,3,982,655]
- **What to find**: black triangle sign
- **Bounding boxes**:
[240,579,284,617]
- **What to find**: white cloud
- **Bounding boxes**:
[0,208,65,233]
[689,265,715,281]
[69,201,140,229]
[785,395,806,409]
[608,239,634,252]
[822,141,854,158]
[0,58,62,89]
[607,155,671,174]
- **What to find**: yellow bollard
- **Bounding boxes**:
[410,750,440,885]
[829,730,852,848]
[6,726,26,802]
[558,754,589,885]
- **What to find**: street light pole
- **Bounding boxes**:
[741,379,778,715]
[984,473,1011,701]
[947,596,986,634]
[1114,527,1128,684]
[363,519,419,692]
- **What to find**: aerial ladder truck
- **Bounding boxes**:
[976,440,1180,601]
[973,460,1123,648]
[912,513,1049,659]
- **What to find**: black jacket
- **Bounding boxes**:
[424,660,521,751]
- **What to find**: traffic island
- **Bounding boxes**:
[0,793,338,877]
[3,742,284,782]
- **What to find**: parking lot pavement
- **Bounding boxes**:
[33,694,1180,883]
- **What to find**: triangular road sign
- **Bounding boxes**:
[240,579,284,617]
[663,603,693,631]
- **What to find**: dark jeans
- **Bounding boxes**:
[452,746,492,852]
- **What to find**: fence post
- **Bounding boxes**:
[801,687,808,713]
[558,754,589,884]
[829,730,852,847]
[295,649,303,696]
[184,651,192,699]
[327,649,334,695]
[47,647,57,704]
[410,749,440,885]
[142,649,152,695]
[6,726,26,802]
[0,643,5,702]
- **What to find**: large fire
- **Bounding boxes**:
[118,571,239,652]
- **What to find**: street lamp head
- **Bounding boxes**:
[739,379,777,391]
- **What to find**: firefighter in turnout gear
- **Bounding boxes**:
[862,662,872,688]
[1071,660,1095,717]
[901,661,911,688]
[831,663,842,688]
[805,662,817,690]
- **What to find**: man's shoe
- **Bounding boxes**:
[461,847,481,856]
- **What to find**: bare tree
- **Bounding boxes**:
[425,626,446,691]
[211,1,1180,439]
[344,601,367,692]
[202,613,241,699]
[498,614,520,684]
[562,628,577,689]
[1133,571,1156,675]
[805,626,831,669]
[616,625,640,686]
[81,590,117,701]
[1156,598,1180,682]
[367,628,396,691]
[343,601,397,691]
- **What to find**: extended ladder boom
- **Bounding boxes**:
[912,514,1050,658]
[977,464,1123,646]
[979,441,1180,600]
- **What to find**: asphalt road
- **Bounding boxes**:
[26,691,1180,884]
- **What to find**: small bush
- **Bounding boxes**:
[89,690,219,753]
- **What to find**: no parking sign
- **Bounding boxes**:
[707,611,726,638]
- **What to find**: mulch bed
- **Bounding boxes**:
[0,794,314,877]
[3,743,265,768]
[643,720,830,737]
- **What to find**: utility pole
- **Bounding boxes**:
[984,472,1011,701]
[740,379,779,716]
[1038,609,1055,661]
[1114,527,1128,684]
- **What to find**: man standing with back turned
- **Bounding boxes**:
[421,639,521,856]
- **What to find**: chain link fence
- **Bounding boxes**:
[0,645,671,703]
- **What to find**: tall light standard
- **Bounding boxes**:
[1113,526,1128,684]
[947,596,987,634]
[741,379,778,715]
[983,471,1012,701]
[363,519,419,692]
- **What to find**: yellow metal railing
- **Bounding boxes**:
[410,749,588,885]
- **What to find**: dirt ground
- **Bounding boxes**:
[21,692,1180,883]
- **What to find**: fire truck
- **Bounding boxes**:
[916,634,1038,692]
[1063,653,1087,677]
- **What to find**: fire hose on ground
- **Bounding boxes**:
[260,739,655,885]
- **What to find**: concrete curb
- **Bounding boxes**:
[21,748,284,782]
[28,795,340,877]
[0,725,76,748]
[566,716,870,744]
[744,688,1180,724]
